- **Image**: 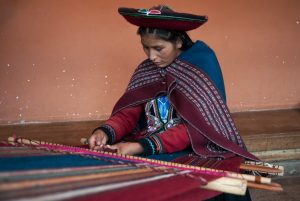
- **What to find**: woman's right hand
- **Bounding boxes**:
[88,129,108,150]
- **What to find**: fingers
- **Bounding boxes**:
[88,134,97,149]
[91,139,105,150]
[95,135,102,146]
[105,144,120,153]
[94,136,106,150]
[89,144,118,153]
[106,144,118,150]
[88,131,108,150]
[92,136,101,150]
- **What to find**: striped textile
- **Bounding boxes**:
[112,58,259,161]
[0,141,227,201]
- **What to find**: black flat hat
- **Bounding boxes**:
[118,6,208,31]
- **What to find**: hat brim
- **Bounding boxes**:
[118,7,208,31]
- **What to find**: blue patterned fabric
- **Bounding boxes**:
[144,95,181,136]
[179,40,227,102]
[157,95,170,123]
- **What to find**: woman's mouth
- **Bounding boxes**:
[154,62,164,67]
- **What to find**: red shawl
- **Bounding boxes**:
[112,59,259,161]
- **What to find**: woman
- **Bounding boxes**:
[89,5,258,160]
[89,5,257,200]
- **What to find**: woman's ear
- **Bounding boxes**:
[176,39,183,49]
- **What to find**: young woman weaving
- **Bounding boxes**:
[87,5,258,201]
[88,5,257,161]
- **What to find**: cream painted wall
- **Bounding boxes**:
[0,0,299,124]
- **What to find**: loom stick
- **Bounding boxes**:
[240,163,283,174]
[243,161,284,176]
[81,137,272,184]
[87,138,283,176]
[202,177,247,195]
[247,181,283,191]
[82,137,282,176]
[245,160,284,169]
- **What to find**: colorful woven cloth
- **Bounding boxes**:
[0,138,246,201]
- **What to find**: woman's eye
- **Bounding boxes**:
[155,47,162,51]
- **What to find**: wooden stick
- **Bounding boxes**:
[247,181,283,191]
[243,161,284,176]
[81,137,283,175]
[79,137,272,184]
[202,177,247,195]
[240,163,283,174]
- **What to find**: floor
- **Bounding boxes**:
[250,176,300,201]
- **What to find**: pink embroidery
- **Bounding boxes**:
[138,9,161,16]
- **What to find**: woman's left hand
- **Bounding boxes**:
[107,142,144,155]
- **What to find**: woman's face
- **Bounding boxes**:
[141,34,182,68]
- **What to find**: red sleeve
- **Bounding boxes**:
[96,105,143,144]
[139,123,191,155]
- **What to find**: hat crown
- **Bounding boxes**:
[149,5,173,12]
[118,5,208,31]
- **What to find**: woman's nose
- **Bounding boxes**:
[149,50,157,61]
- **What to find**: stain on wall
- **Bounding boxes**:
[0,0,299,124]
